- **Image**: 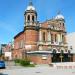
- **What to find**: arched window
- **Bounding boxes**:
[63,23,64,26]
[62,35,64,42]
[32,16,34,22]
[51,34,53,43]
[55,34,57,42]
[28,15,30,21]
[60,23,61,25]
[43,32,45,41]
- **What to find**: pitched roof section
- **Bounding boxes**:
[14,30,24,39]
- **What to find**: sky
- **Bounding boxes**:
[0,0,75,44]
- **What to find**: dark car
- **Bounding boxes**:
[0,60,5,69]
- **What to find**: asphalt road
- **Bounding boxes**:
[0,65,75,75]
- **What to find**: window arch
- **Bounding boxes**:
[51,34,53,43]
[63,23,64,26]
[62,35,64,42]
[32,15,34,22]
[55,34,57,42]
[27,15,30,21]
[43,32,45,41]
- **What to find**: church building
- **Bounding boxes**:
[13,1,74,64]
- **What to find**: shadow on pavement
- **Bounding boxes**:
[0,73,8,75]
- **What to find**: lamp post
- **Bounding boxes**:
[60,50,63,62]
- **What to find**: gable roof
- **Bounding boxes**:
[14,30,24,39]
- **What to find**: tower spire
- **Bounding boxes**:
[29,0,33,6]
[57,10,61,15]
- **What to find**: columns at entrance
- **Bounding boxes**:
[52,53,72,62]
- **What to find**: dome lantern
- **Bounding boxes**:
[26,0,35,11]
[55,11,64,20]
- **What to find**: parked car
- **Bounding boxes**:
[0,60,5,69]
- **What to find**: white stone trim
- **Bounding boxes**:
[27,51,52,54]
[39,30,42,41]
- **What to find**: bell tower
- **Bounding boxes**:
[24,0,37,27]
[24,0,38,51]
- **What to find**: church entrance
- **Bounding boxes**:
[52,53,73,62]
[52,54,60,62]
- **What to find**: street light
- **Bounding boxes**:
[60,50,63,62]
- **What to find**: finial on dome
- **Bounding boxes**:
[57,10,61,15]
[29,0,33,6]
[26,0,35,11]
[55,10,64,20]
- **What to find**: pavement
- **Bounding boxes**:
[0,61,75,75]
[0,65,75,75]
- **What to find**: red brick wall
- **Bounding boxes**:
[25,30,38,44]
[25,29,38,50]
[13,29,39,59]
[12,49,23,59]
[14,32,24,49]
[28,54,52,64]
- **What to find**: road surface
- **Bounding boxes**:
[0,65,75,75]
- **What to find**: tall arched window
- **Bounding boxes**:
[62,35,64,42]
[28,15,30,21]
[32,16,34,22]
[55,34,57,42]
[43,32,45,41]
[63,23,64,26]
[51,34,53,43]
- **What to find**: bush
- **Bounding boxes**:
[28,64,35,67]
[14,59,35,67]
[20,60,30,66]
[14,59,21,63]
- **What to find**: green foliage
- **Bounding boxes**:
[28,64,35,67]
[14,59,35,67]
[14,59,21,63]
[20,60,30,66]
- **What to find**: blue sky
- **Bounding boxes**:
[0,0,75,44]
